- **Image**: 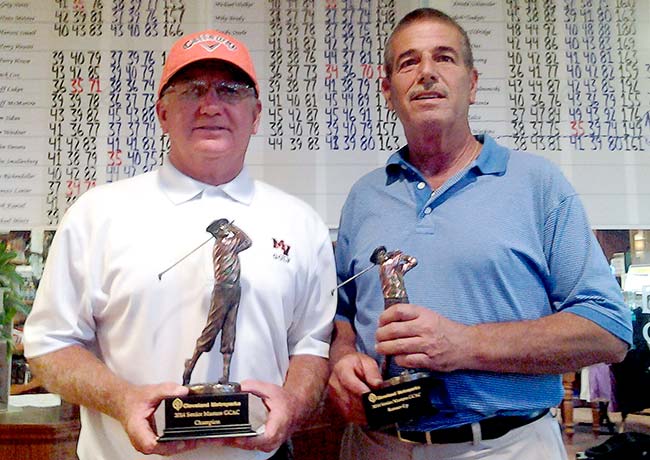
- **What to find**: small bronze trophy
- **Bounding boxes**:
[361,246,439,430]
[158,219,267,441]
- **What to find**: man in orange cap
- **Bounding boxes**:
[24,30,336,460]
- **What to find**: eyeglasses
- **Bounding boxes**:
[164,80,257,104]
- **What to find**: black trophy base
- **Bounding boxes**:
[362,371,439,430]
[157,382,267,441]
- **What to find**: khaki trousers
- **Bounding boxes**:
[340,413,567,460]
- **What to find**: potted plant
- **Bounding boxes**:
[0,240,29,410]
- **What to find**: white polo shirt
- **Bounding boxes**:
[24,161,336,460]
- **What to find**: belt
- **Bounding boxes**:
[390,409,549,445]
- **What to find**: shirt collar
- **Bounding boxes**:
[474,134,509,175]
[385,134,509,180]
[158,160,255,205]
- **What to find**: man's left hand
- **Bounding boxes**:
[375,303,471,372]
[219,379,295,453]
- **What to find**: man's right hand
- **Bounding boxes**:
[29,347,208,456]
[117,382,217,456]
[327,352,383,424]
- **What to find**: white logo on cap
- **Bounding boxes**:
[183,33,238,53]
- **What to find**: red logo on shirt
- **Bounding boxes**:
[273,238,291,256]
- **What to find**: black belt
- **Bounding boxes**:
[389,409,549,445]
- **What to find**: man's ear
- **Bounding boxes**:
[468,67,479,105]
[156,99,169,134]
[381,76,394,111]
[251,99,262,134]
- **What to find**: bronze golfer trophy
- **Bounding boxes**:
[158,219,267,441]
[361,246,440,430]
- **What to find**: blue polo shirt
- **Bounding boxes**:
[335,134,632,431]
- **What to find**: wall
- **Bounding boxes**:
[0,0,648,231]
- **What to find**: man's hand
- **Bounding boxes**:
[327,352,383,424]
[118,382,201,456]
[375,303,470,372]
[376,303,630,375]
[28,347,210,456]
[220,379,295,453]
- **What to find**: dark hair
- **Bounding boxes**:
[384,8,474,78]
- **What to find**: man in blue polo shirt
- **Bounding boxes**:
[328,8,632,460]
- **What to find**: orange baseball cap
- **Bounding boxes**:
[158,29,259,98]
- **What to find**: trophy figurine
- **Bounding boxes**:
[158,219,267,441]
[182,218,252,393]
[361,246,439,429]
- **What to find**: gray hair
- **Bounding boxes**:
[384,8,474,78]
